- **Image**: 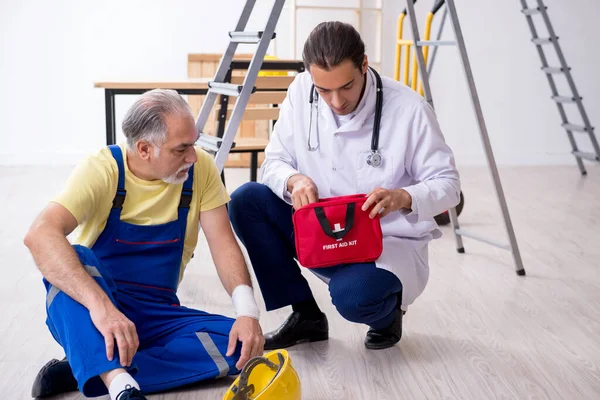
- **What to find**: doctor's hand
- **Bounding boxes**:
[287,174,319,210]
[362,187,413,219]
[227,316,265,370]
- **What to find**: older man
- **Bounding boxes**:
[24,89,264,400]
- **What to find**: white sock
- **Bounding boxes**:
[108,372,140,400]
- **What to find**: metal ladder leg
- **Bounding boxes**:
[405,0,526,276]
[404,1,464,255]
[195,0,258,135]
[521,0,600,174]
[195,0,286,174]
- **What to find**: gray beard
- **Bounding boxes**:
[162,164,192,184]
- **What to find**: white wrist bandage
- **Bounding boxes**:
[232,285,260,320]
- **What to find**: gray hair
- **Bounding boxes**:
[121,89,192,150]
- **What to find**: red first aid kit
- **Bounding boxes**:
[292,194,383,269]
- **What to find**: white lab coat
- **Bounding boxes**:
[260,69,461,310]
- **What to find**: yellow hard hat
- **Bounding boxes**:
[258,55,288,77]
[222,349,301,400]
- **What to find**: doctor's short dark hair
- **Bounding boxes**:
[302,21,366,71]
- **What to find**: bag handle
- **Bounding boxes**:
[314,203,355,240]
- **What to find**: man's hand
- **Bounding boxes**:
[200,205,263,369]
[226,317,265,370]
[287,174,318,210]
[362,187,412,219]
[89,300,139,368]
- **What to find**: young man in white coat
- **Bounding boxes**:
[229,21,461,350]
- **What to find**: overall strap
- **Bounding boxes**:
[108,145,126,219]
[172,165,194,268]
[177,164,194,224]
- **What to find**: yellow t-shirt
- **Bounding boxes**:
[53,143,230,284]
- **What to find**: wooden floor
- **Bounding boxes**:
[1,163,600,399]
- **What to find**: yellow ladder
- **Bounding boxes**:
[394,0,447,96]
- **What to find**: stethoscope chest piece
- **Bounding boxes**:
[366,151,382,167]
[307,66,384,165]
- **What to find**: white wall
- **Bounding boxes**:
[0,0,279,165]
[378,0,600,166]
[1,0,598,166]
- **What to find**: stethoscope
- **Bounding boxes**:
[307,66,384,168]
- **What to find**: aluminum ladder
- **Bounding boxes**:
[521,0,600,175]
[195,0,285,173]
[404,0,526,276]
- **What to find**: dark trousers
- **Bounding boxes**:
[229,182,402,330]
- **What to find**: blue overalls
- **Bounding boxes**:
[43,145,241,397]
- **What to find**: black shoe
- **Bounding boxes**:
[116,385,147,400]
[364,307,405,350]
[264,311,328,350]
[31,357,78,398]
